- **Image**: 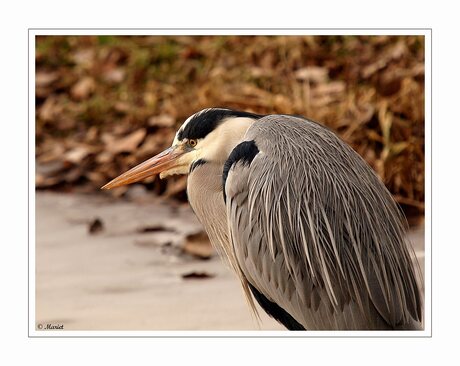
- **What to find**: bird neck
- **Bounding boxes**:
[187,160,233,265]
[186,155,261,318]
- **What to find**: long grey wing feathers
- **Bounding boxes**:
[225,115,422,330]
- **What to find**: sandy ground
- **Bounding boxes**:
[35,191,425,331]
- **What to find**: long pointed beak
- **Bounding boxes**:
[101,146,185,190]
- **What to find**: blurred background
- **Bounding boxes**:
[35,35,425,331]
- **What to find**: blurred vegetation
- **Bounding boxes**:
[35,35,425,224]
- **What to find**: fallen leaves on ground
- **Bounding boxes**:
[35,35,425,223]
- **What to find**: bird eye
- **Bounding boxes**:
[188,139,197,147]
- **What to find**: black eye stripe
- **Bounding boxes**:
[177,108,263,141]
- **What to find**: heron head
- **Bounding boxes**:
[102,108,261,189]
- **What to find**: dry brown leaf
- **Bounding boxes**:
[361,41,407,78]
[378,101,393,146]
[389,142,409,156]
[108,185,129,197]
[388,41,407,60]
[135,135,161,157]
[182,231,214,260]
[38,95,63,122]
[148,115,175,128]
[313,81,346,96]
[294,66,328,83]
[70,77,96,100]
[95,151,113,164]
[36,160,67,177]
[366,129,383,142]
[137,224,175,233]
[250,67,274,78]
[88,218,104,234]
[72,49,95,68]
[411,63,425,78]
[64,166,85,183]
[113,101,131,114]
[37,140,66,163]
[102,68,125,84]
[106,129,146,154]
[36,71,59,88]
[35,174,62,188]
[85,171,105,184]
[86,126,99,142]
[64,146,91,164]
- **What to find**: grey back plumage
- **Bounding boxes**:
[224,115,422,330]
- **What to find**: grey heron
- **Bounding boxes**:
[102,108,423,330]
